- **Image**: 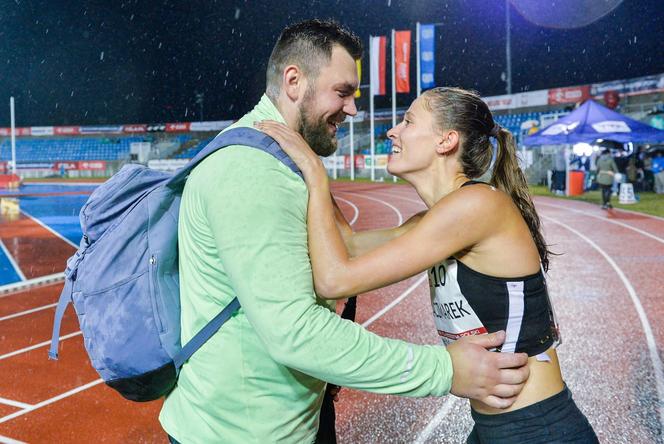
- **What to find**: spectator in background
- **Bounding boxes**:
[551,148,566,195]
[643,154,655,192]
[654,155,664,194]
[596,149,618,209]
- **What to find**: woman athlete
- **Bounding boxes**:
[256,87,597,443]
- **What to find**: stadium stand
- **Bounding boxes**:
[0,137,144,162]
[173,137,214,159]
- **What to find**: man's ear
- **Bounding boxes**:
[283,65,307,103]
[435,130,460,155]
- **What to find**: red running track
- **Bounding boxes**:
[0,182,662,443]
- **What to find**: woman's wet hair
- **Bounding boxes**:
[266,19,362,99]
[422,87,552,271]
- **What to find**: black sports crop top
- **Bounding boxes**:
[427,181,560,356]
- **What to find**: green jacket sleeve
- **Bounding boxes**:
[201,147,452,397]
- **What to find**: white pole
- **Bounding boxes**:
[564,145,570,196]
[370,94,375,181]
[416,22,421,97]
[391,29,397,183]
[505,0,512,95]
[10,97,16,175]
[349,116,355,181]
[333,152,338,180]
[369,35,375,182]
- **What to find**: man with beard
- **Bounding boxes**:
[160,19,529,444]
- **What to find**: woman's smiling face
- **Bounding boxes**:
[386,96,441,178]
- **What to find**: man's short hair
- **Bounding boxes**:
[266,19,363,98]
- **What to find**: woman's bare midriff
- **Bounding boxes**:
[470,347,565,415]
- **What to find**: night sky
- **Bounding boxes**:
[1,0,663,127]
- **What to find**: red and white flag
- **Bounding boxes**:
[395,30,411,93]
[370,36,387,96]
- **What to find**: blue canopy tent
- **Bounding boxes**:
[523,100,664,197]
[523,99,664,145]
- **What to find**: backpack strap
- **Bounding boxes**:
[167,126,302,188]
[48,279,74,359]
[173,296,241,370]
[48,235,91,360]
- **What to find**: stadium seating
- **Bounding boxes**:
[0,134,196,162]
[173,137,214,159]
[493,112,542,138]
[0,137,145,162]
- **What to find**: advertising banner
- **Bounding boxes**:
[30,126,55,136]
[189,121,233,132]
[122,124,148,133]
[166,122,191,132]
[54,126,81,135]
[54,161,79,171]
[16,163,54,169]
[484,94,515,111]
[548,86,591,104]
[79,126,123,134]
[77,161,107,171]
[591,73,664,96]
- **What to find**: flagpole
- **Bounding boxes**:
[391,29,397,183]
[369,35,376,182]
[416,22,421,97]
[10,97,16,175]
[333,151,338,180]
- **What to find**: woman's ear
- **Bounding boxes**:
[435,130,459,155]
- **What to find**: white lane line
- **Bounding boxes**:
[542,215,664,433]
[362,274,427,328]
[0,434,27,444]
[0,397,33,409]
[0,272,64,297]
[0,379,104,425]
[332,196,359,226]
[535,196,664,223]
[0,303,58,323]
[369,190,425,208]
[0,331,81,361]
[0,239,26,282]
[613,207,664,223]
[338,191,404,225]
[19,209,79,249]
[538,202,664,245]
[414,395,461,444]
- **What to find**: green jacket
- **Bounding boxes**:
[596,153,618,186]
[160,95,453,443]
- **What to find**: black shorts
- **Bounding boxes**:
[467,385,597,444]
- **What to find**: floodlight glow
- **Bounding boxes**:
[573,143,593,156]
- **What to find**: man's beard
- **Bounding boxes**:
[297,94,338,158]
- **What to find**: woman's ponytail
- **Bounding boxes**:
[491,128,551,271]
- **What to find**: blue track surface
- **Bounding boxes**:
[0,183,97,286]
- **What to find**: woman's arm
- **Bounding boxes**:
[346,211,425,256]
[255,121,490,299]
[305,174,489,298]
[335,199,425,257]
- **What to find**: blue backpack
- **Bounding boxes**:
[48,127,302,402]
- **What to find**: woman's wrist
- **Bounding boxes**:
[308,168,329,190]
[304,161,328,186]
